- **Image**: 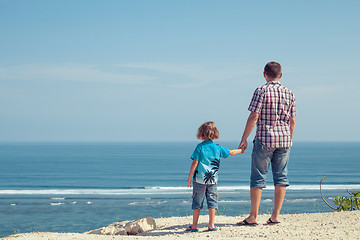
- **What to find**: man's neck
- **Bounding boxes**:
[265,77,280,83]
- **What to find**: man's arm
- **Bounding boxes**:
[290,116,295,139]
[187,160,199,188]
[238,111,259,151]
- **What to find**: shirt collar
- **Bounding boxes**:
[266,80,281,85]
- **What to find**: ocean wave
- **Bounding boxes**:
[218,200,250,203]
[128,200,168,206]
[0,188,191,195]
[50,202,65,206]
[287,185,360,190]
[285,198,318,203]
[0,184,358,195]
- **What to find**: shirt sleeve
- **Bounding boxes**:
[191,144,201,161]
[218,145,230,159]
[290,95,296,117]
[248,88,264,113]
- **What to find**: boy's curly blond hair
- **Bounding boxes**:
[197,121,220,141]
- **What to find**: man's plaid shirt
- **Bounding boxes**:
[248,81,296,148]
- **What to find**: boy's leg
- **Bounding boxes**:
[192,209,201,228]
[191,182,205,229]
[205,184,218,229]
[208,208,216,229]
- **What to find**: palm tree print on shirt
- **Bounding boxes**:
[211,158,220,175]
[193,170,198,180]
[203,170,216,184]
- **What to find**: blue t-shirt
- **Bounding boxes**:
[191,140,230,185]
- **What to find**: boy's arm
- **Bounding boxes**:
[229,149,243,155]
[187,159,199,188]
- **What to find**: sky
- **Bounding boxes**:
[0,0,359,142]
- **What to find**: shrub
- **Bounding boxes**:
[318,176,359,212]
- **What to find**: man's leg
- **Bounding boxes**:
[237,187,262,224]
[270,185,286,222]
[239,139,272,225]
[249,187,263,222]
[270,147,290,223]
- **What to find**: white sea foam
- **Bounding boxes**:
[0,184,358,195]
[286,198,318,203]
[86,201,93,204]
[287,185,360,190]
[128,200,168,206]
[50,202,65,206]
[51,197,65,200]
[218,200,250,203]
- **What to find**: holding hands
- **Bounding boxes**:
[238,139,248,153]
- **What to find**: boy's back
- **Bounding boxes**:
[191,140,230,185]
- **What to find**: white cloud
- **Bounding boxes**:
[0,64,156,85]
[0,62,259,88]
[116,62,259,88]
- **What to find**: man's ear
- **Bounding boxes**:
[279,73,283,79]
[263,72,266,78]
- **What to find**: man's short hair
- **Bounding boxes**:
[264,61,282,79]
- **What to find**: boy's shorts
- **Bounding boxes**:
[192,182,218,210]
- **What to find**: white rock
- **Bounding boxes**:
[84,221,129,235]
[84,227,104,234]
[101,226,127,235]
[124,216,156,235]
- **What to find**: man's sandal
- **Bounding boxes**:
[237,219,258,226]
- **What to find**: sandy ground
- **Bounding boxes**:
[2,211,360,240]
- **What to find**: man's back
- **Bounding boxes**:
[249,81,296,148]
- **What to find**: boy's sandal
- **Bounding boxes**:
[186,226,199,232]
[208,226,218,231]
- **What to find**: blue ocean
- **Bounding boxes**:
[0,141,359,237]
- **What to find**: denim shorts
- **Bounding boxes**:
[250,138,291,188]
[192,182,218,210]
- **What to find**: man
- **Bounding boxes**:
[238,61,296,225]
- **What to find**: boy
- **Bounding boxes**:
[186,121,243,232]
